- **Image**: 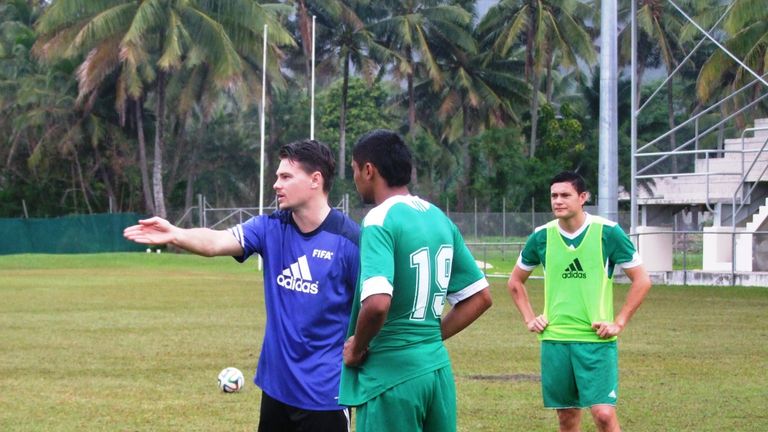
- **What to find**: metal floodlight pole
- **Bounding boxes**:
[630,0,638,234]
[598,0,619,222]
[310,15,316,140]
[259,25,268,271]
[259,24,267,219]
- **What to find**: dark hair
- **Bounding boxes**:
[352,129,412,187]
[278,139,335,192]
[550,171,587,194]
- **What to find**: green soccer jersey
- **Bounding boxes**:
[518,214,640,278]
[339,195,488,406]
[518,214,641,342]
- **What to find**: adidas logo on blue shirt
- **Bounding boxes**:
[276,255,319,294]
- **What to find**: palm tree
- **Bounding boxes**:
[478,0,596,158]
[619,0,692,173]
[313,1,391,178]
[693,0,768,120]
[33,0,292,218]
[371,1,475,136]
[416,40,529,210]
[0,0,100,214]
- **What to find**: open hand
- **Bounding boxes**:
[123,217,175,245]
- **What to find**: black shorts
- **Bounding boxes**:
[258,391,350,432]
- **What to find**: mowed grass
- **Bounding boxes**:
[1,253,767,431]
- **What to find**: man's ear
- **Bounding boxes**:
[363,162,376,179]
[310,171,323,189]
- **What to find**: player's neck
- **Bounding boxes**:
[374,186,410,206]
[557,211,586,234]
[291,197,331,233]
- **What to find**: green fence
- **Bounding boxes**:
[0,213,147,255]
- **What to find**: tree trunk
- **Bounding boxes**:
[153,72,167,219]
[297,0,313,96]
[166,118,186,195]
[545,49,554,104]
[135,99,155,214]
[338,52,350,179]
[184,123,204,212]
[526,0,539,158]
[5,133,21,168]
[407,47,416,136]
[406,48,420,184]
[529,71,540,158]
[92,139,116,212]
[458,104,473,211]
[73,150,93,214]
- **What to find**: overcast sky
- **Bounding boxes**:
[477,0,495,18]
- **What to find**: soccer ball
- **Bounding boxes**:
[217,367,245,393]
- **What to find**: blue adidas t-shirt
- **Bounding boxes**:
[228,208,360,410]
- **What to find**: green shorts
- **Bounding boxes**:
[356,366,456,432]
[541,341,618,409]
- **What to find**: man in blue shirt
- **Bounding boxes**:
[124,139,360,432]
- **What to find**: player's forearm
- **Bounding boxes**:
[173,228,239,257]
[350,313,385,357]
[441,288,492,340]
[615,266,652,328]
[350,295,390,355]
[507,273,537,323]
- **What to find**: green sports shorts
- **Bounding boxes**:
[541,341,618,409]
[355,365,456,432]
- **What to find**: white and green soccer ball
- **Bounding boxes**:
[217,367,244,393]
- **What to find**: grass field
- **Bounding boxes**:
[1,253,767,431]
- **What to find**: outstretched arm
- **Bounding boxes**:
[441,287,492,340]
[592,264,652,338]
[508,266,548,333]
[123,217,242,257]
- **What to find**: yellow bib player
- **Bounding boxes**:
[508,171,651,432]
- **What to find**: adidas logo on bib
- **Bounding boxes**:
[276,255,319,294]
[561,258,587,279]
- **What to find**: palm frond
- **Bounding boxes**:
[157,11,185,70]
[180,7,243,87]
[35,0,119,35]
[725,0,767,35]
[72,3,135,54]
[123,0,165,48]
[697,50,732,101]
[76,35,121,104]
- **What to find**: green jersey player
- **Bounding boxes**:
[508,171,652,432]
[339,129,493,432]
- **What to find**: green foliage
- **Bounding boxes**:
[317,77,398,170]
[536,103,586,162]
[270,88,312,145]
[469,103,592,212]
[0,0,767,217]
[469,126,529,210]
